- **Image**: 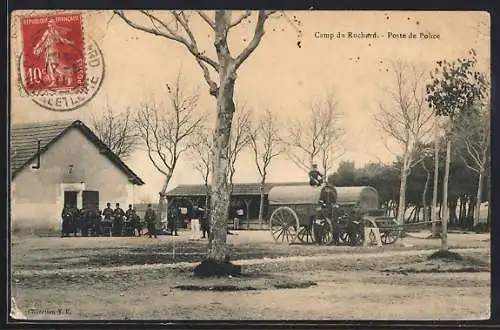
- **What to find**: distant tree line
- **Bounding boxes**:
[328,135,490,230]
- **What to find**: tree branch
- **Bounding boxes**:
[229,10,252,28]
[196,10,216,30]
[234,10,268,70]
[115,10,220,74]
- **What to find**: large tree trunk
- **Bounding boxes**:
[467,198,474,217]
[396,154,410,227]
[459,196,467,227]
[474,168,485,227]
[431,117,439,237]
[158,171,173,223]
[449,197,458,226]
[204,184,210,225]
[441,139,451,251]
[207,72,236,263]
[258,184,265,229]
[422,167,430,223]
[487,170,491,226]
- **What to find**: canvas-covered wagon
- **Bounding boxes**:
[268,184,400,246]
[335,186,400,245]
[267,184,338,245]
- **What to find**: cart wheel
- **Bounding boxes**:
[297,226,315,244]
[339,229,363,246]
[380,220,400,244]
[338,230,349,245]
[364,218,377,228]
[311,217,335,245]
[269,206,300,244]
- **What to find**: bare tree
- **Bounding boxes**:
[227,105,253,191]
[135,73,204,220]
[115,10,280,263]
[453,96,490,226]
[374,61,434,227]
[249,109,284,228]
[190,127,214,212]
[90,107,138,160]
[286,93,345,178]
[430,116,441,237]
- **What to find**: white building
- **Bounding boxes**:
[11,120,145,231]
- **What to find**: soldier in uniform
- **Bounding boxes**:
[113,203,125,236]
[79,208,89,237]
[200,207,210,239]
[86,207,99,237]
[69,206,80,237]
[125,204,138,236]
[61,204,73,237]
[102,202,114,237]
[144,204,157,238]
[102,203,113,219]
[308,164,324,187]
[124,204,136,236]
[96,209,104,236]
[168,207,179,236]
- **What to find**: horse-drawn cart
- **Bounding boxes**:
[268,184,401,246]
[268,184,339,245]
[335,186,400,245]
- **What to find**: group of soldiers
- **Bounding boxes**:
[60,202,201,238]
[59,165,322,239]
[61,202,155,238]
[166,206,211,239]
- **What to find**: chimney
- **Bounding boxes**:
[31,139,41,169]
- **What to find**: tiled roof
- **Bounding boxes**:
[166,182,310,197]
[11,120,74,174]
[11,120,145,185]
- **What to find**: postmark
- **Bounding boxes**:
[18,12,104,111]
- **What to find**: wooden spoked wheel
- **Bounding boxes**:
[311,217,335,245]
[269,207,300,244]
[338,230,350,245]
[380,219,400,245]
[297,226,315,244]
[340,229,363,246]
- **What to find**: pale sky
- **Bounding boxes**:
[10,10,490,201]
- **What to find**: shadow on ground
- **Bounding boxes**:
[16,242,337,271]
[381,250,490,274]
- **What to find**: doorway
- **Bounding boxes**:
[82,190,99,210]
[64,191,78,209]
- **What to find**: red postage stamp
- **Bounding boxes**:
[21,13,86,93]
[17,12,105,111]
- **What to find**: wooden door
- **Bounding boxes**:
[82,190,99,210]
[64,191,78,209]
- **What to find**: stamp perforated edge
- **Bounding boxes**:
[16,11,89,96]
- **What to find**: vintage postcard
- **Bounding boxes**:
[9,10,490,321]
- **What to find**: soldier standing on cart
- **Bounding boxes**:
[144,204,158,238]
[308,164,324,187]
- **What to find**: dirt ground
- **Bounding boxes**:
[11,230,491,321]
